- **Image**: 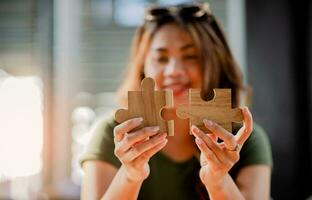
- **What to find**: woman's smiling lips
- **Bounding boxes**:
[164,84,189,96]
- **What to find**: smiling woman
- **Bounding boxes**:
[80,2,272,200]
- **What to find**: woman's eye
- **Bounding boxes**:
[157,57,169,63]
[183,55,198,60]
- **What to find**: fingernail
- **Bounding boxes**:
[203,119,213,126]
[191,125,198,133]
[157,132,166,138]
[135,117,143,122]
[195,137,203,145]
[150,126,160,131]
[162,139,168,144]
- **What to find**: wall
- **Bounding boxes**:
[246,0,312,199]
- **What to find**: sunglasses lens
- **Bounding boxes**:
[145,3,209,22]
[149,8,169,17]
[180,6,200,16]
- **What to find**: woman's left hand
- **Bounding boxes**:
[191,106,253,187]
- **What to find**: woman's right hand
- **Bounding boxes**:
[113,117,168,183]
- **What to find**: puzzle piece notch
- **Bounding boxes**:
[160,107,177,122]
[176,88,243,133]
[115,77,174,136]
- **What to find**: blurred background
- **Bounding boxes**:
[0,0,311,199]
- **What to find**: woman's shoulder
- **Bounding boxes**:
[238,121,273,167]
[94,109,118,128]
[233,121,270,146]
[89,109,119,137]
[245,122,271,150]
[79,109,121,168]
[229,122,273,177]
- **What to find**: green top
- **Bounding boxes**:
[80,110,273,200]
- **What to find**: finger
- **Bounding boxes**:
[236,107,253,145]
[114,117,143,142]
[208,133,218,143]
[195,137,220,165]
[122,133,167,163]
[134,138,168,166]
[191,125,227,162]
[203,119,237,150]
[118,126,160,152]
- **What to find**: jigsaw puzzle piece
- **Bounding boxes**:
[155,91,174,136]
[187,89,231,107]
[176,88,243,133]
[177,106,242,132]
[115,77,174,135]
[115,109,130,124]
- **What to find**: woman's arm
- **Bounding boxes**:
[203,172,244,200]
[201,165,271,200]
[81,160,118,200]
[236,165,271,200]
[81,160,145,200]
[100,165,144,200]
[81,160,144,200]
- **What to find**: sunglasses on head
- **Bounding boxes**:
[144,2,212,22]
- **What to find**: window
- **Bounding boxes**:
[0,0,45,199]
[114,0,147,27]
[0,72,43,199]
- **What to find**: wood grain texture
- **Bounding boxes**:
[115,77,174,136]
[176,89,243,133]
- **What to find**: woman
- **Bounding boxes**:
[80,2,272,200]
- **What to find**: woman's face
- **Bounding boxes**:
[144,23,202,106]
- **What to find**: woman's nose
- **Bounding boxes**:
[163,59,186,77]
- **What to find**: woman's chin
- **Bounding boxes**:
[173,88,189,106]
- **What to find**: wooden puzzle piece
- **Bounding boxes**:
[176,89,243,133]
[115,77,174,136]
[160,107,177,122]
